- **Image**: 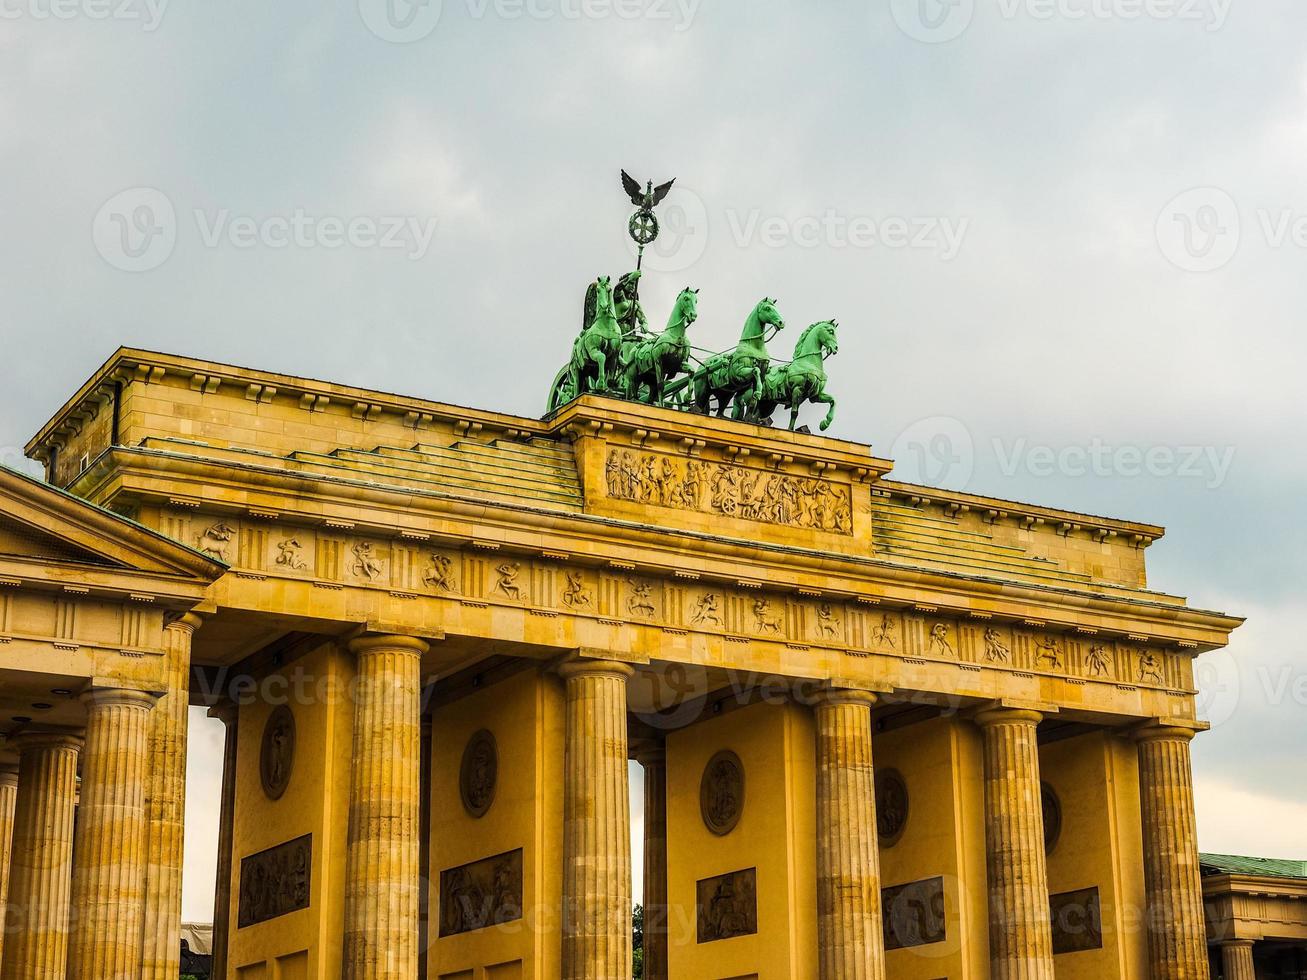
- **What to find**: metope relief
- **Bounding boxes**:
[439,849,524,938]
[238,835,312,929]
[605,449,853,535]
[697,868,758,944]
[422,553,459,593]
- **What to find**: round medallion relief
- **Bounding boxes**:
[1041,782,1062,852]
[875,768,909,847]
[259,704,296,801]
[700,750,745,836]
[460,729,498,818]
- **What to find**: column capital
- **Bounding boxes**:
[813,686,879,709]
[556,655,636,682]
[10,730,84,753]
[0,764,17,788]
[347,632,431,657]
[971,704,1046,729]
[80,688,158,711]
[1131,719,1209,743]
[1222,938,1256,949]
[165,612,205,634]
[207,699,239,727]
[631,739,665,767]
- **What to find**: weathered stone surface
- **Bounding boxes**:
[637,743,669,980]
[68,689,156,979]
[0,765,19,971]
[560,659,633,980]
[1135,725,1210,980]
[977,707,1056,980]
[815,689,886,979]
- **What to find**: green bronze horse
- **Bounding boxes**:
[756,319,839,431]
[691,297,784,419]
[619,286,699,405]
[568,275,623,397]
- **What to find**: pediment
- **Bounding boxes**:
[0,465,224,581]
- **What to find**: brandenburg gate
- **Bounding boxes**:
[0,338,1240,979]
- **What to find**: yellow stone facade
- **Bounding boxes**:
[0,347,1244,978]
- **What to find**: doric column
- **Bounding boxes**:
[343,634,428,980]
[635,742,668,980]
[975,707,1055,980]
[815,689,886,980]
[140,612,201,980]
[1220,940,1256,980]
[68,689,157,979]
[560,659,633,980]
[207,701,239,980]
[0,764,18,971]
[1135,724,1210,980]
[0,732,82,980]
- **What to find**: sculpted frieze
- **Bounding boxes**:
[604,448,853,535]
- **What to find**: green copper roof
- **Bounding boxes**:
[1200,853,1307,880]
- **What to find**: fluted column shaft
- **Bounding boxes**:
[637,744,668,980]
[1136,725,1210,980]
[140,613,201,980]
[561,659,633,980]
[207,701,239,980]
[977,707,1055,980]
[0,765,18,971]
[343,634,428,980]
[68,689,157,980]
[816,690,887,980]
[0,733,82,980]
[1220,940,1255,980]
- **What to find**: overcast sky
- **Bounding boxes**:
[3,0,1304,922]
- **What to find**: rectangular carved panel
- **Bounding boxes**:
[1050,886,1103,955]
[696,867,758,943]
[438,848,524,938]
[237,834,312,928]
[882,876,946,951]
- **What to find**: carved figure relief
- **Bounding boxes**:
[1042,782,1062,852]
[422,553,457,593]
[1086,644,1112,677]
[882,876,947,951]
[197,523,235,562]
[459,729,498,818]
[696,868,758,944]
[929,623,954,657]
[753,598,783,635]
[692,593,723,627]
[627,579,656,618]
[876,768,909,846]
[983,628,1011,663]
[815,603,841,639]
[1034,636,1063,670]
[700,749,745,836]
[274,537,308,570]
[1050,887,1104,954]
[562,571,593,609]
[238,834,312,929]
[1138,651,1164,684]
[605,449,853,535]
[259,705,296,801]
[494,562,522,600]
[439,849,524,938]
[872,615,897,649]
[350,542,384,581]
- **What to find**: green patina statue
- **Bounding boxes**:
[755,319,839,431]
[618,286,699,405]
[544,172,842,431]
[689,297,785,421]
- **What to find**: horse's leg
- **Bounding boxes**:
[813,391,836,431]
[595,350,607,392]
